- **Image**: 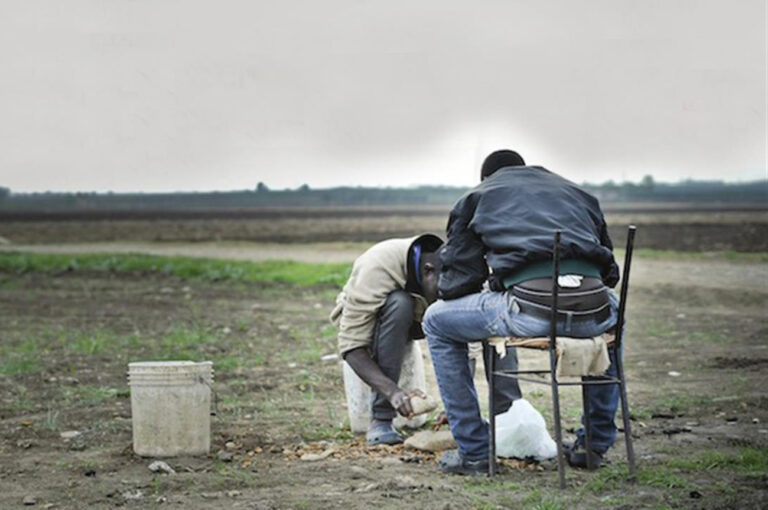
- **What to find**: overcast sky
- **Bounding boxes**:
[1,0,766,192]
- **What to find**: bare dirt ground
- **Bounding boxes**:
[1,209,767,251]
[1,241,766,509]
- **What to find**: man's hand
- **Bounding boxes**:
[388,388,427,418]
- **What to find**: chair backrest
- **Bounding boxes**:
[549,226,637,350]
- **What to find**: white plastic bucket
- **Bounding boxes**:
[342,340,428,433]
[128,361,213,457]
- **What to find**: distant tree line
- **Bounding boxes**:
[0,178,765,212]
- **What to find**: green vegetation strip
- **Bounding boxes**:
[0,251,351,287]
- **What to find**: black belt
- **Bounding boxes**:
[513,296,612,324]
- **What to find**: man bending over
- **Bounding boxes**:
[331,234,522,445]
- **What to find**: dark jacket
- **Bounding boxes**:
[438,166,619,300]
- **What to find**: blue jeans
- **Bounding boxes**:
[423,290,620,461]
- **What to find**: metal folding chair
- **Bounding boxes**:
[486,226,637,488]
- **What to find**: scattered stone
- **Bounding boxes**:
[313,303,322,309]
[758,429,768,434]
[662,427,692,436]
[160,287,174,294]
[667,371,681,377]
[221,327,232,335]
[148,461,176,475]
[378,457,402,466]
[43,504,55,509]
[348,466,369,479]
[225,441,237,450]
[389,475,419,490]
[753,417,760,424]
[201,492,221,500]
[226,490,241,498]
[321,354,339,362]
[122,490,143,501]
[217,450,234,462]
[60,431,81,440]
[22,495,37,506]
[20,419,34,427]
[410,395,438,416]
[404,429,456,452]
[287,362,298,368]
[156,496,167,504]
[300,449,335,461]
[676,313,686,319]
[356,482,378,493]
[277,324,290,331]
[16,440,34,449]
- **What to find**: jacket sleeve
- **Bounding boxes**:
[438,194,489,300]
[598,218,620,288]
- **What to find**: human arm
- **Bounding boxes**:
[438,193,489,300]
[343,347,424,418]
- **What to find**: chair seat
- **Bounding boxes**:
[487,333,616,351]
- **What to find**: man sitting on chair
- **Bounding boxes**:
[423,150,622,474]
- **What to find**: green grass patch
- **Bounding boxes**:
[624,249,768,263]
[0,251,351,287]
[667,447,768,474]
[584,464,689,492]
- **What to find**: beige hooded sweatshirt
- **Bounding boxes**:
[330,237,428,356]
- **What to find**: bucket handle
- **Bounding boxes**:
[197,375,219,417]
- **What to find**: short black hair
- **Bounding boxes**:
[481,150,525,180]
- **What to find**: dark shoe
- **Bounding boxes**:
[565,442,604,470]
[439,449,489,475]
[366,421,403,445]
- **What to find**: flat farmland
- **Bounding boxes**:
[0,205,766,509]
[1,205,767,252]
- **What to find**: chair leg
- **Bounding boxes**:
[581,382,594,470]
[549,351,566,489]
[615,350,637,479]
[487,343,497,476]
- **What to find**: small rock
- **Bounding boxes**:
[155,496,167,504]
[390,475,419,490]
[668,371,681,377]
[43,504,55,509]
[313,303,322,309]
[321,354,339,362]
[16,440,34,449]
[148,461,176,475]
[349,466,369,479]
[225,441,237,450]
[676,313,686,319]
[758,429,768,434]
[22,495,37,506]
[217,450,234,462]
[201,492,221,500]
[288,362,298,368]
[753,417,760,424]
[404,430,456,452]
[356,482,378,493]
[221,327,232,335]
[60,431,81,440]
[379,457,402,466]
[226,490,241,498]
[122,490,143,501]
[300,449,335,461]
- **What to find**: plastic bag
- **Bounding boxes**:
[495,398,557,460]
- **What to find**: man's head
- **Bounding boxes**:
[419,250,442,304]
[480,149,525,181]
[406,233,443,304]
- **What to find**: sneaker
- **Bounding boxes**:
[438,449,489,475]
[366,420,403,446]
[564,442,604,470]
